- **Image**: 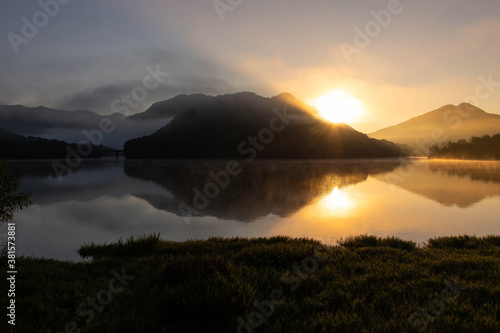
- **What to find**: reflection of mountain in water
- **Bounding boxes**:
[8,159,122,179]
[124,160,401,221]
[7,160,164,205]
[378,160,500,207]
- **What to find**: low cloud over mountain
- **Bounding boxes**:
[0,105,170,149]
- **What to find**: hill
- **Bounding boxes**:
[369,103,500,155]
[428,134,500,160]
[124,92,402,159]
[0,128,114,159]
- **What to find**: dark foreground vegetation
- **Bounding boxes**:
[429,134,500,160]
[1,234,499,332]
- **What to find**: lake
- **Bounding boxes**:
[2,158,499,261]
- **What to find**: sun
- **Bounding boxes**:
[310,90,364,124]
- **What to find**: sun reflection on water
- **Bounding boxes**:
[322,186,353,213]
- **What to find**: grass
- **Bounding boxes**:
[338,234,418,251]
[1,234,499,332]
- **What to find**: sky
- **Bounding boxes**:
[1,0,499,133]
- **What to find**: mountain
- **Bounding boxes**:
[0,105,170,149]
[0,128,68,159]
[129,93,214,120]
[369,103,500,155]
[124,92,402,159]
[0,105,107,133]
[0,128,113,159]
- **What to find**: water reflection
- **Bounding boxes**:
[2,159,499,261]
[378,160,500,207]
[321,187,353,214]
[428,160,500,184]
[124,160,401,221]
[7,160,143,204]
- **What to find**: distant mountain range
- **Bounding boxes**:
[3,95,499,160]
[124,92,402,159]
[369,103,500,155]
[0,128,113,160]
[0,105,170,149]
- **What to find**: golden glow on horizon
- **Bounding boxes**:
[310,90,364,124]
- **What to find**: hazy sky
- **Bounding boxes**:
[1,0,499,132]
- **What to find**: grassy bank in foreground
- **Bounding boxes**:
[1,235,499,332]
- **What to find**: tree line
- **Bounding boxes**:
[429,134,500,160]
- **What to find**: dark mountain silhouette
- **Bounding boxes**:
[0,128,114,159]
[124,92,402,159]
[0,105,169,149]
[1,128,68,159]
[129,93,214,120]
[429,134,500,160]
[369,103,500,155]
[0,105,108,134]
[124,159,402,221]
[377,160,500,207]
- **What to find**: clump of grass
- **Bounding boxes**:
[78,232,162,259]
[426,234,500,249]
[338,234,417,251]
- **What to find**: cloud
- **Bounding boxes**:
[53,49,253,114]
[58,84,132,112]
[453,18,500,56]
[1,0,500,131]
[0,46,258,114]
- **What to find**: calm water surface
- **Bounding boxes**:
[2,158,499,261]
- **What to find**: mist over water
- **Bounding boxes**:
[2,159,499,261]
